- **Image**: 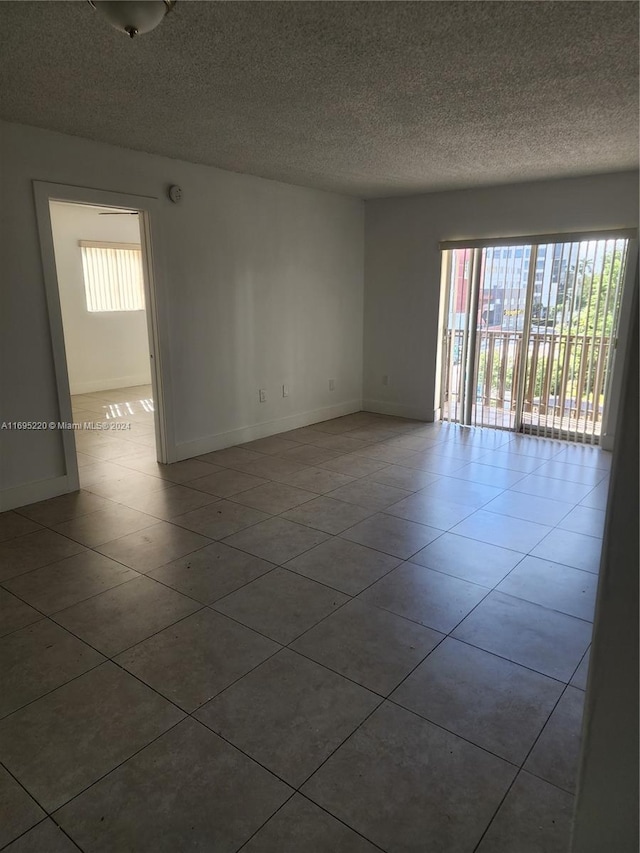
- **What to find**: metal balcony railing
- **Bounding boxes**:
[442,328,612,438]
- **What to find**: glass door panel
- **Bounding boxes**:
[473,244,531,430]
[521,238,629,443]
[439,237,630,444]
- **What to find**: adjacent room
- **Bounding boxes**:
[0,3,637,853]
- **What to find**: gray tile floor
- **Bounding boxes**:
[0,385,608,852]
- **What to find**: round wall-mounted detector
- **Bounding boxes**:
[168,185,182,204]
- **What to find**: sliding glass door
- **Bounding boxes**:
[439,234,632,444]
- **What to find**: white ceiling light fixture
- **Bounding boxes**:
[88,1,176,39]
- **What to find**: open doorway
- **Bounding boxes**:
[48,200,157,475]
[34,182,171,499]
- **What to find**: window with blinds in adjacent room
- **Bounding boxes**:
[79,240,145,312]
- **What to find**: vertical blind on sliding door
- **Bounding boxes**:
[438,231,632,443]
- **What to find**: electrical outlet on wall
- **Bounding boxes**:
[328,379,335,391]
[382,374,390,386]
[259,389,267,402]
[282,384,289,398]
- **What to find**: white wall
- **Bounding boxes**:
[363,172,639,420]
[49,201,152,394]
[571,274,639,853]
[0,121,364,508]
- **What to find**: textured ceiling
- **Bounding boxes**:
[1,1,638,197]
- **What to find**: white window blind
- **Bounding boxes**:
[79,241,145,312]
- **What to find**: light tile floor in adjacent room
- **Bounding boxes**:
[0,385,608,852]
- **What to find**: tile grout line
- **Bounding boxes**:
[0,553,589,747]
[0,816,85,853]
[0,464,599,642]
[0,411,606,850]
[0,509,595,675]
[470,679,580,853]
[0,585,559,850]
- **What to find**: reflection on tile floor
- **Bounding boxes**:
[0,385,607,851]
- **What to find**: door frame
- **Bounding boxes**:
[599,238,638,449]
[33,181,175,492]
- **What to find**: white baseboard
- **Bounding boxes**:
[172,399,363,461]
[0,473,79,513]
[2,401,363,507]
[70,373,152,395]
[599,433,614,452]
[362,398,432,422]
